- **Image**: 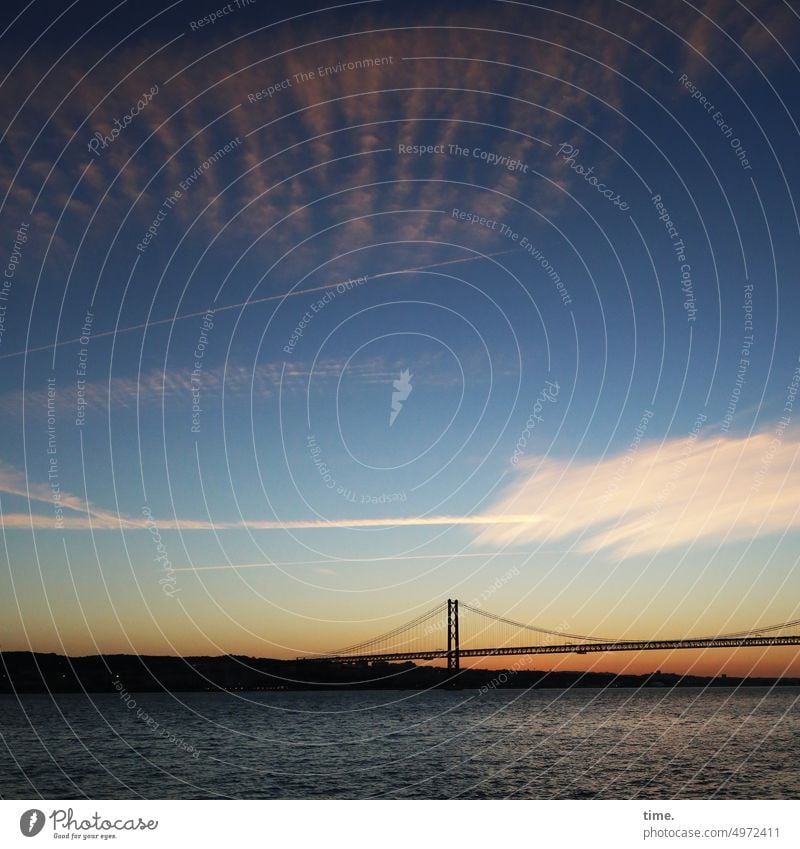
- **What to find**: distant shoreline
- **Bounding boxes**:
[3,685,799,696]
[3,652,798,694]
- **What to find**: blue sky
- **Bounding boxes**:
[1,0,799,674]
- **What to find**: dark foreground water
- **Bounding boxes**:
[1,688,797,799]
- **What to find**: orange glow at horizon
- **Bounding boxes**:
[455,647,800,679]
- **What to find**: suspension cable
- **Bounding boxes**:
[460,602,800,643]
[313,602,446,657]
[460,602,613,642]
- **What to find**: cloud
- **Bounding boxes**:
[0,347,479,419]
[0,509,536,532]
[1,3,642,272]
[0,460,124,529]
[476,425,800,558]
[6,427,798,555]
[671,0,797,78]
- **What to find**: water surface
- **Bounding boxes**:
[1,687,797,798]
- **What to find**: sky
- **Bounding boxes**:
[1,0,799,676]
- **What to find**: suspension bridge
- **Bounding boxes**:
[299,600,800,675]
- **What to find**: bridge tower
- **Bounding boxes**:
[447,598,460,684]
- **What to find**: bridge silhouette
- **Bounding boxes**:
[300,599,800,675]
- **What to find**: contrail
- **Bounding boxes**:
[0,249,516,361]
[228,514,541,530]
[173,549,542,572]
[0,511,542,531]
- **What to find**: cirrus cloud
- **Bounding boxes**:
[5,424,799,560]
[477,424,800,558]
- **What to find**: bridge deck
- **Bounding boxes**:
[300,635,800,664]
